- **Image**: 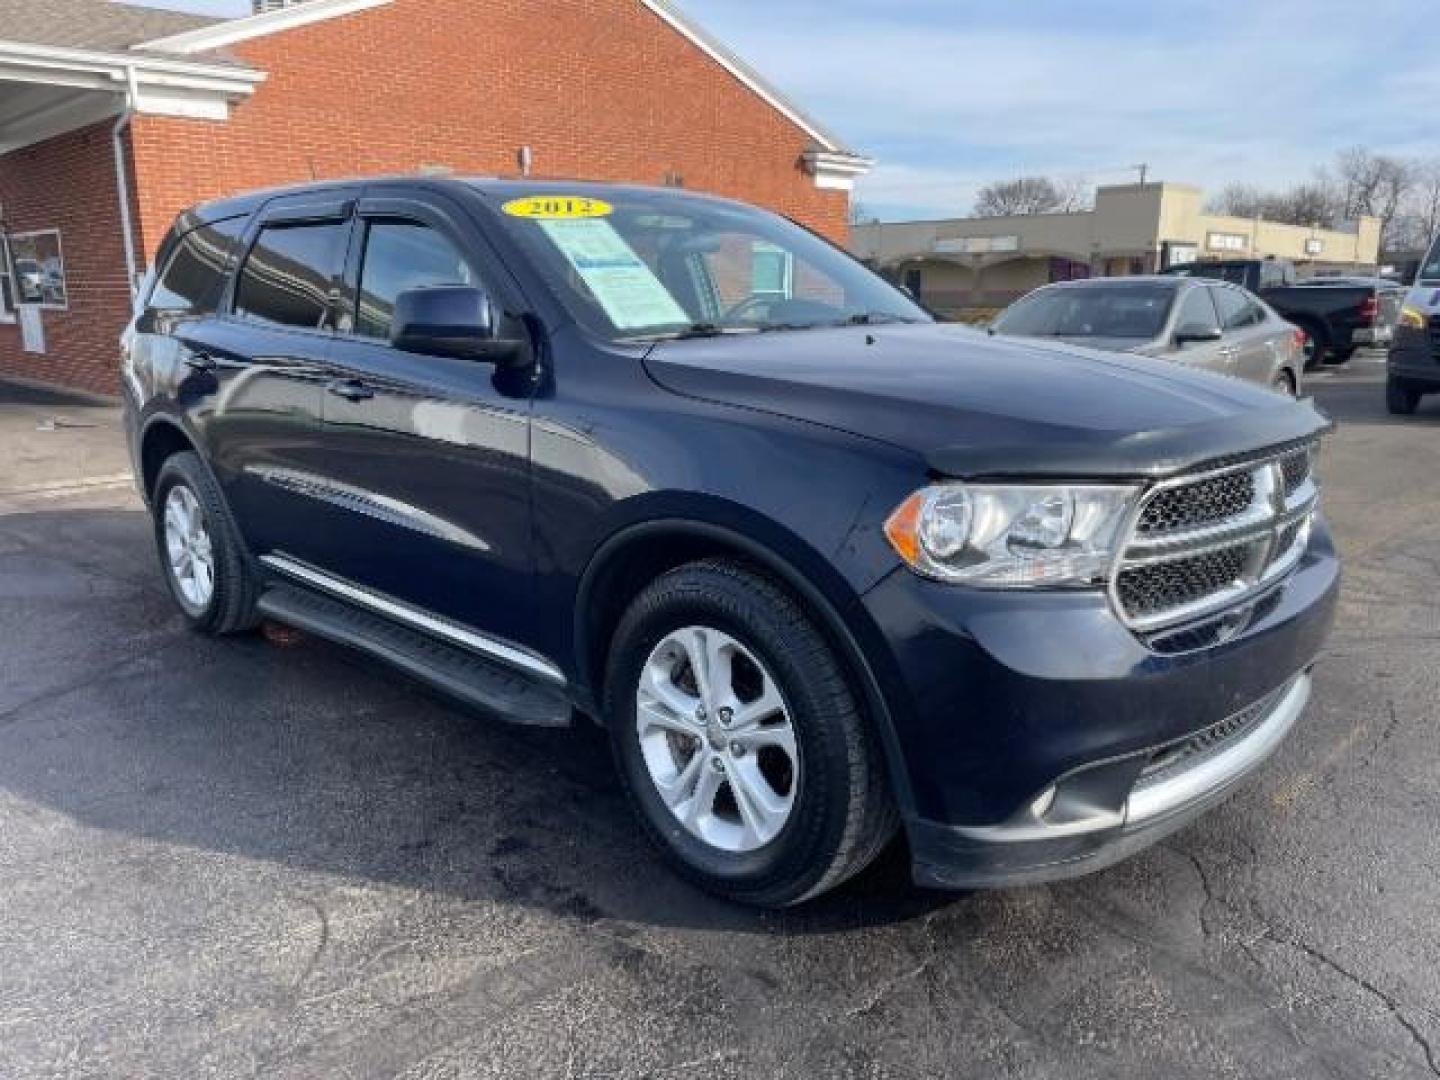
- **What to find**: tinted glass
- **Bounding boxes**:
[355,220,474,339]
[993,285,1177,339]
[485,186,927,341]
[234,221,349,329]
[148,217,245,316]
[1175,286,1220,333]
[1419,234,1440,283]
[1212,286,1262,330]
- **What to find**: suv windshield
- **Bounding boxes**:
[994,284,1177,339]
[483,187,928,340]
[1419,234,1440,285]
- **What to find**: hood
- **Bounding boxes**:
[644,323,1330,480]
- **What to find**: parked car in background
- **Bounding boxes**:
[122,178,1338,906]
[1387,233,1440,415]
[990,276,1303,394]
[13,257,44,302]
[1165,258,1400,368]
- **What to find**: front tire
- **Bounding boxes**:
[1387,376,1422,416]
[151,452,260,634]
[605,560,897,907]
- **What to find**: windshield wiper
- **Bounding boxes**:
[630,323,757,342]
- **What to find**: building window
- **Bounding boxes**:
[0,234,14,323]
[1206,231,1248,253]
[8,229,68,309]
[751,243,794,300]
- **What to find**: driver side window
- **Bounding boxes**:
[354,219,475,340]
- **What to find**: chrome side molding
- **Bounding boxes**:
[259,554,567,686]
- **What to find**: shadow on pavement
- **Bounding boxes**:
[0,506,953,936]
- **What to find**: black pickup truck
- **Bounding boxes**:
[1166,259,1400,368]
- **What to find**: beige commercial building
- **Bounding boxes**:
[852,182,1382,319]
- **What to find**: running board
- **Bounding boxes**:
[257,583,572,727]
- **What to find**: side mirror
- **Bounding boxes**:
[1174,323,1223,346]
[390,286,526,365]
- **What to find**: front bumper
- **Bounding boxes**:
[861,521,1340,890]
[907,674,1310,888]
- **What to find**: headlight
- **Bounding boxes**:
[1399,303,1428,330]
[884,483,1138,587]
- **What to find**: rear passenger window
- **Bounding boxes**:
[354,220,474,340]
[1211,287,1262,330]
[1176,287,1220,333]
[234,221,349,330]
[148,217,245,317]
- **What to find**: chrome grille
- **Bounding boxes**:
[1117,541,1256,618]
[1138,471,1254,534]
[1112,443,1321,634]
[1279,448,1312,497]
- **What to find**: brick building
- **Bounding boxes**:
[0,0,870,396]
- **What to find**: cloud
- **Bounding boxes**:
[683,0,1437,217]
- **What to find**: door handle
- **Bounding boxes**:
[326,378,374,402]
[183,352,217,373]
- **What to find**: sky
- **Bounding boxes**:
[135,0,1439,221]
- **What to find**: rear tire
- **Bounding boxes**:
[151,452,260,635]
[1298,320,1327,371]
[1387,376,1421,416]
[605,559,897,907]
[1328,346,1358,365]
[1271,370,1297,397]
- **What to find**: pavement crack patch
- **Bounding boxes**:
[0,652,167,728]
[290,896,333,996]
[845,911,940,1019]
[1263,928,1440,1078]
[845,957,935,1019]
[1169,843,1218,939]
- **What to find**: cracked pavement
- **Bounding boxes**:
[0,357,1436,1079]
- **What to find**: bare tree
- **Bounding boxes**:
[1269,180,1345,228]
[1400,160,1440,250]
[974,177,1070,217]
[1208,179,1342,227]
[1207,183,1269,218]
[1335,146,1414,245]
[1055,176,1094,213]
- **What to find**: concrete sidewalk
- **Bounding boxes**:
[0,380,133,505]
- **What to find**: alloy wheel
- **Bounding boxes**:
[163,484,215,610]
[635,626,798,853]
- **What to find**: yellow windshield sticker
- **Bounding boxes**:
[503,195,613,220]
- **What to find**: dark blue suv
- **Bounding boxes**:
[122,178,1339,906]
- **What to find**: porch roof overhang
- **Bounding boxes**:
[0,40,264,154]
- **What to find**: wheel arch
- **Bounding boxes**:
[574,515,918,816]
[137,415,201,503]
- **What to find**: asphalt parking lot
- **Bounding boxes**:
[1,356,1436,1080]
